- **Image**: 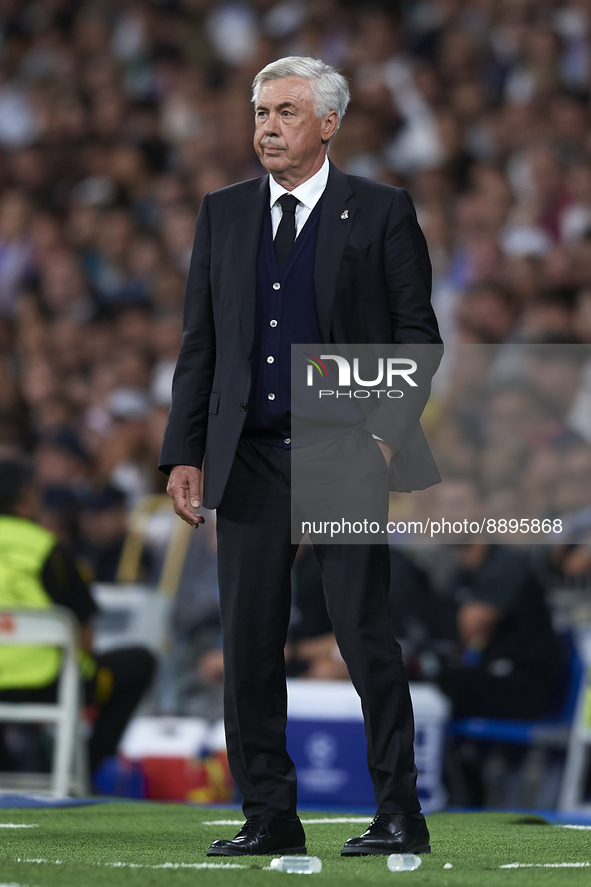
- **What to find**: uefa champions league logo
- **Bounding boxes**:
[299,731,349,794]
[305,732,338,769]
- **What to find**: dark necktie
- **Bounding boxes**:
[273,193,299,268]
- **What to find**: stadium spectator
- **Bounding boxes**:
[0,456,155,778]
[433,542,564,807]
[156,516,223,720]
[436,544,562,720]
[76,484,144,583]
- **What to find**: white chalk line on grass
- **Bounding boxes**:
[13,857,250,871]
[109,862,249,870]
[0,825,38,829]
[560,825,591,830]
[501,862,591,869]
[203,817,371,826]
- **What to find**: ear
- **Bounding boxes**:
[321,109,339,143]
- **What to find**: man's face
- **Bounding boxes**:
[253,77,337,187]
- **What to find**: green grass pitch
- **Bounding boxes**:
[0,805,590,885]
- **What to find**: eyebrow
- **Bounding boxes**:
[256,100,298,112]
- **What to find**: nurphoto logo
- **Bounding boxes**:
[302,353,418,398]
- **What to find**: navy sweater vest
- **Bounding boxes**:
[243,198,323,447]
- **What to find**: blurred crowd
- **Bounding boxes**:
[1,0,591,731]
[0,0,591,547]
[394,343,591,559]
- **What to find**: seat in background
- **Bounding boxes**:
[446,630,585,808]
[0,606,88,798]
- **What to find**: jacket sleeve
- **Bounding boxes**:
[362,187,442,450]
[158,194,216,474]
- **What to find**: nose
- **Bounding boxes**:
[262,112,279,136]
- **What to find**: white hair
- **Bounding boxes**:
[251,56,350,133]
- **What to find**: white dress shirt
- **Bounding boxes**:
[269,156,330,239]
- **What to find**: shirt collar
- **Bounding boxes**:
[269,156,330,211]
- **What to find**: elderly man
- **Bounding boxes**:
[160,57,441,857]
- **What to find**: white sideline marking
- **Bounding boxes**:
[304,817,371,825]
[109,862,248,870]
[14,857,248,871]
[501,862,591,869]
[203,817,371,826]
[560,825,591,830]
[0,824,38,829]
[15,861,62,866]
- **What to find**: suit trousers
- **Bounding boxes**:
[215,435,420,819]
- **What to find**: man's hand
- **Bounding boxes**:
[198,648,224,686]
[375,439,394,466]
[166,465,205,528]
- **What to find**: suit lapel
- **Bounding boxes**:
[234,176,268,355]
[315,162,357,343]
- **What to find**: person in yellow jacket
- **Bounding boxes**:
[0,456,155,778]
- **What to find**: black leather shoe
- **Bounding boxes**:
[207,816,307,857]
[341,813,430,856]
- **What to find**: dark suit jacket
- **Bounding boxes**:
[159,162,443,507]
